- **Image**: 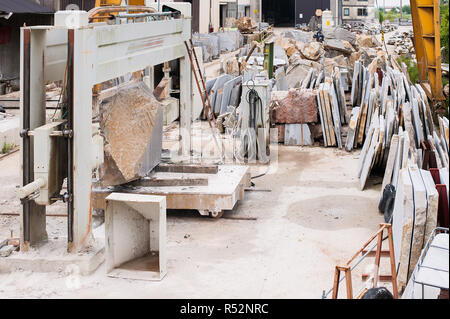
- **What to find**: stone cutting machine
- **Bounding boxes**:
[18,5,192,253]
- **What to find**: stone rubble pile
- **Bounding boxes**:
[352,54,449,295]
[387,31,415,57]
[382,23,399,33]
[341,21,382,35]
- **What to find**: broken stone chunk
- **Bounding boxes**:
[99,82,163,187]
[270,89,318,124]
[236,16,257,33]
[153,78,170,101]
[357,35,380,48]
[324,39,354,55]
[299,42,324,61]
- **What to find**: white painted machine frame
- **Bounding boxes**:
[20,11,192,253]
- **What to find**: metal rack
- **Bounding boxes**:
[407,227,449,299]
[322,223,399,299]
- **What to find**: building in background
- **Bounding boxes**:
[219,0,251,26]
[146,1,249,33]
[339,0,376,23]
[145,1,219,34]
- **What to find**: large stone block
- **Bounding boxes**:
[99,82,163,187]
[420,169,439,245]
[345,107,360,152]
[324,39,354,55]
[298,42,323,61]
[270,89,318,124]
[323,27,357,47]
[357,35,380,48]
[236,16,257,33]
[408,166,428,279]
[392,168,414,292]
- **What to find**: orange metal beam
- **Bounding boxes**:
[410,0,445,102]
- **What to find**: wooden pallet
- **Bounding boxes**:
[93,164,251,218]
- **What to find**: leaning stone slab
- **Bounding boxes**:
[392,129,405,189]
[210,74,233,114]
[392,168,414,292]
[359,122,380,190]
[323,27,357,46]
[316,90,328,146]
[357,116,378,178]
[329,82,343,149]
[419,169,439,246]
[382,134,400,192]
[346,107,360,152]
[408,166,428,280]
[440,167,449,203]
[284,124,313,146]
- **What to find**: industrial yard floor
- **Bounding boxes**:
[0,146,391,299]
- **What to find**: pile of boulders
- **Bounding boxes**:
[270,27,385,88]
[386,31,415,57]
[343,21,382,35]
[236,16,258,33]
[382,22,399,33]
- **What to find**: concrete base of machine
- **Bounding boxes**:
[0,238,105,276]
[107,252,166,281]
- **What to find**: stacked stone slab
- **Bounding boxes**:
[316,73,347,149]
[355,60,450,192]
[392,165,439,293]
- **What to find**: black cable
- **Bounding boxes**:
[245,81,264,130]
[244,81,269,180]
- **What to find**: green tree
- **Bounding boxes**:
[441,3,449,63]
[402,5,411,14]
[377,8,385,23]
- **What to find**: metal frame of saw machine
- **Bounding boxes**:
[19,7,192,253]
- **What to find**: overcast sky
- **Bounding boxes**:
[376,0,411,7]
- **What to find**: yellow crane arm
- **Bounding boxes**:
[410,0,445,102]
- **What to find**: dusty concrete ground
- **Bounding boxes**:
[0,144,390,299]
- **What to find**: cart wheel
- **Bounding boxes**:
[209,210,224,219]
[198,210,210,217]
